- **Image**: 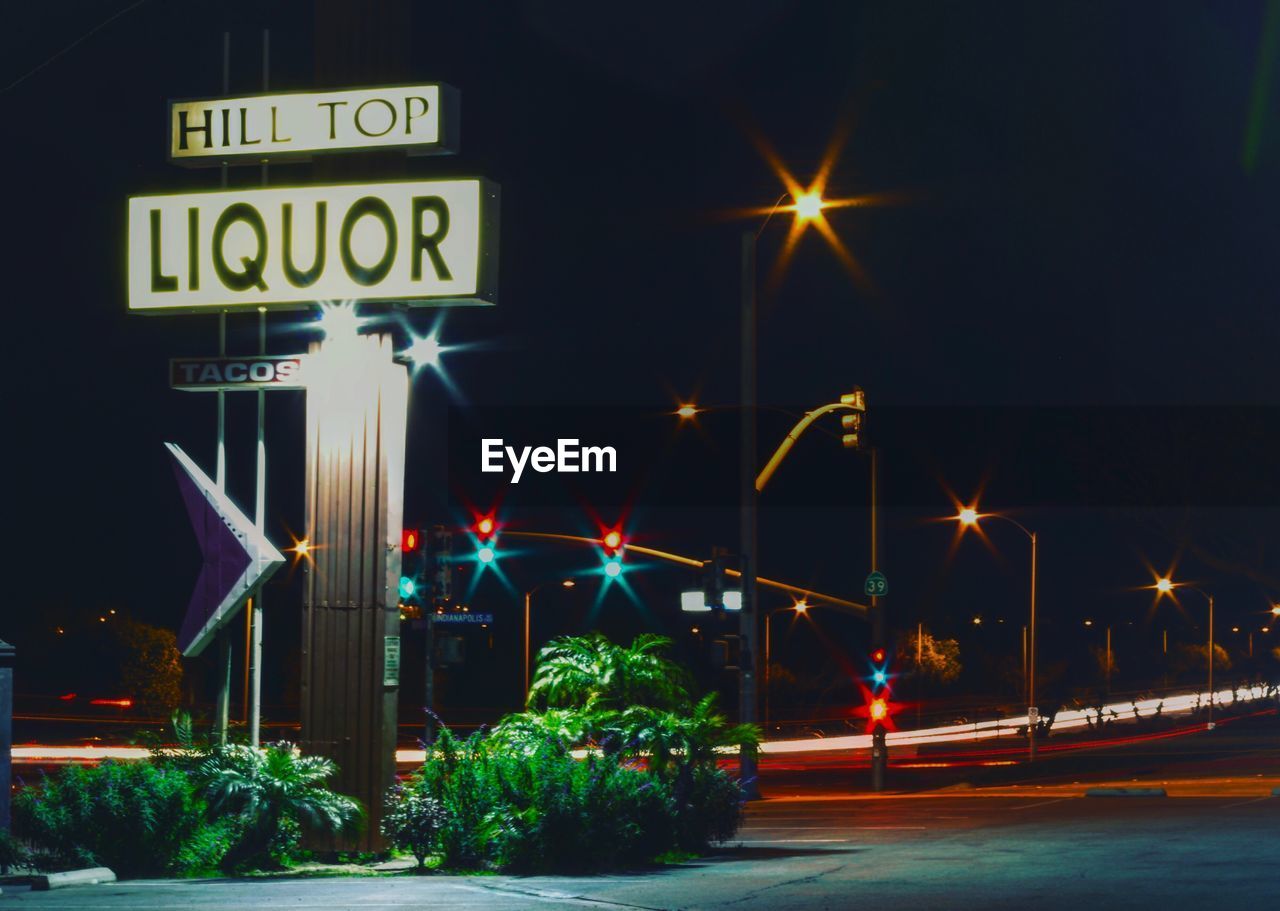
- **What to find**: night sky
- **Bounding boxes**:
[4,2,1279,721]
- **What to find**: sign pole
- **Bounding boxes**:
[213,29,231,749]
[248,27,270,750]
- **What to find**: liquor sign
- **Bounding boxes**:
[171,356,305,391]
[169,84,459,165]
[128,178,499,312]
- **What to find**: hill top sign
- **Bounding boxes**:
[169,84,459,165]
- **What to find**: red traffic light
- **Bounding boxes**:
[602,529,623,552]
[869,697,889,723]
[402,529,420,552]
[475,515,496,539]
[871,647,887,664]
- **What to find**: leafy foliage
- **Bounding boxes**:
[381,782,446,869]
[527,633,691,712]
[0,828,29,874]
[114,618,183,715]
[391,634,753,872]
[12,760,209,876]
[196,743,363,872]
[898,627,962,684]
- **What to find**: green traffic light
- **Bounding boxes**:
[399,576,416,599]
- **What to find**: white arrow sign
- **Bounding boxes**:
[166,442,284,657]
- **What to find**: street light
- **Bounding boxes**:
[954,504,1039,761]
[764,600,810,730]
[1152,576,1217,729]
[523,579,575,699]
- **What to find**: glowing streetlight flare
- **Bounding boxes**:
[793,191,825,220]
[561,579,575,588]
[317,301,363,340]
[675,404,699,419]
[1156,578,1174,593]
[958,507,979,527]
[1271,605,1280,617]
[793,599,809,614]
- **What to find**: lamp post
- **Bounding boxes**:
[956,506,1039,761]
[764,600,809,731]
[1155,577,1216,729]
[523,579,575,699]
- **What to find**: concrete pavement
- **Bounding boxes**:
[2,792,1275,910]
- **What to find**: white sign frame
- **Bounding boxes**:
[168,83,460,165]
[128,178,499,313]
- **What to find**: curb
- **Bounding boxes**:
[32,868,116,891]
[1085,787,1167,798]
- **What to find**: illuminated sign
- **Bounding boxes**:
[433,612,494,624]
[128,179,498,312]
[169,84,458,164]
[171,356,305,391]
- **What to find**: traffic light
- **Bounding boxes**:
[428,525,453,605]
[399,528,426,604]
[702,550,727,610]
[839,387,866,449]
[868,646,890,692]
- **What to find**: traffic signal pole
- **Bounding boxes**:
[739,229,761,799]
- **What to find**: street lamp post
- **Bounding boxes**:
[1155,578,1215,729]
[764,601,809,731]
[523,579,576,700]
[957,507,1039,761]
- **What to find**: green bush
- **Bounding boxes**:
[0,828,30,874]
[196,743,362,873]
[13,760,208,876]
[381,782,446,869]
[395,633,753,873]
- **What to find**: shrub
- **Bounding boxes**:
[381,782,446,869]
[13,760,206,876]
[0,828,30,874]
[197,743,362,873]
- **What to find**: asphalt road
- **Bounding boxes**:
[4,789,1276,911]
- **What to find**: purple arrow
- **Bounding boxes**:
[166,443,284,657]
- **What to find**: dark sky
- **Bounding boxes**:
[4,2,1279,708]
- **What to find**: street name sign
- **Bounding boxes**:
[129,179,499,312]
[433,612,494,624]
[169,84,459,165]
[171,356,305,391]
[167,442,284,657]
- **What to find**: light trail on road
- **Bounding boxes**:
[12,683,1275,765]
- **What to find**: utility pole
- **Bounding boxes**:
[739,229,760,799]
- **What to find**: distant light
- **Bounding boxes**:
[604,558,622,578]
[1271,604,1280,617]
[90,698,133,708]
[1263,627,1271,633]
[291,537,312,559]
[958,507,979,527]
[561,579,576,588]
[794,599,809,614]
[99,616,106,623]
[58,693,75,701]
[972,616,982,625]
[109,609,116,615]
[477,546,496,565]
[1231,626,1240,633]
[794,191,825,220]
[723,590,743,611]
[1084,619,1093,627]
[1156,578,1174,594]
[681,590,711,613]
[676,404,699,419]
